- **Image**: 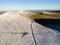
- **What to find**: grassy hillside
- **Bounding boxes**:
[29,13,60,20]
[18,10,60,21]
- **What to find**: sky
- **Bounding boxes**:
[0,0,60,11]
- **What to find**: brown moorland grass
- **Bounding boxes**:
[29,13,60,20]
[18,10,60,21]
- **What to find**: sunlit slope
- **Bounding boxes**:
[18,10,60,20]
[0,11,31,32]
[29,14,60,19]
[0,11,60,45]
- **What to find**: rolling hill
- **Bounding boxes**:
[0,10,60,45]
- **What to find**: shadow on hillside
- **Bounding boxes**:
[34,19,60,33]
